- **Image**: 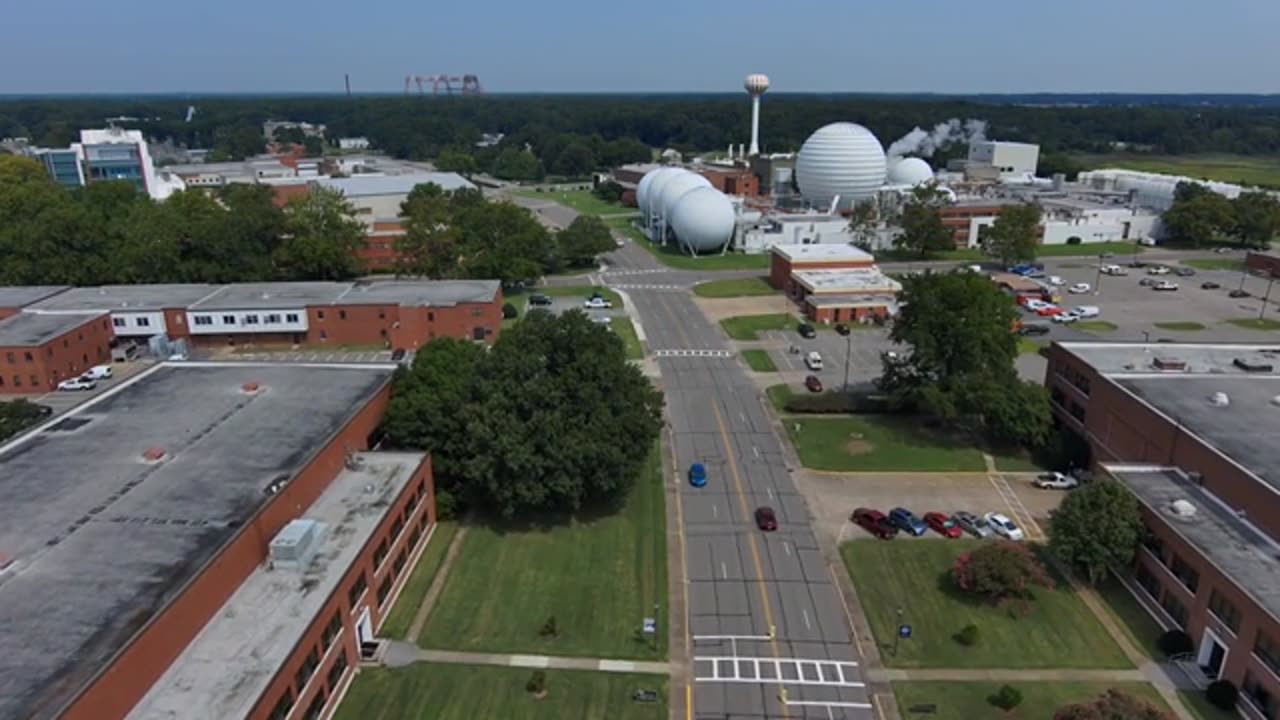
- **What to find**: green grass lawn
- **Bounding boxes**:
[512,188,631,217]
[1073,320,1119,333]
[992,451,1048,472]
[1179,689,1239,720]
[693,277,776,298]
[1154,321,1207,331]
[607,218,770,271]
[335,664,667,720]
[719,313,798,340]
[610,317,644,360]
[419,445,666,659]
[842,540,1131,669]
[783,415,988,472]
[894,681,1170,720]
[1226,317,1280,331]
[1017,337,1043,355]
[741,349,777,372]
[1093,576,1164,661]
[1183,258,1246,272]
[379,522,459,640]
[766,383,796,412]
[1076,153,1280,189]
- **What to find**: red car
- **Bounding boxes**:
[755,506,778,531]
[804,375,823,393]
[851,508,898,539]
[924,512,963,538]
[1035,305,1063,317]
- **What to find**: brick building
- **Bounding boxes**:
[7,279,503,352]
[0,311,113,393]
[698,167,759,198]
[768,244,900,323]
[939,202,1012,249]
[0,363,438,720]
[1246,251,1280,279]
[1045,342,1280,718]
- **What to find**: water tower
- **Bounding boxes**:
[744,73,770,157]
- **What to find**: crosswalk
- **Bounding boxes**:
[609,284,685,291]
[601,268,669,277]
[694,655,864,688]
[653,349,733,358]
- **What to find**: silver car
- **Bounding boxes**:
[953,510,994,539]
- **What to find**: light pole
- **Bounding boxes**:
[1142,331,1150,343]
[1260,272,1277,323]
[1093,254,1104,296]
[842,331,853,392]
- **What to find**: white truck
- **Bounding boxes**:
[805,352,823,371]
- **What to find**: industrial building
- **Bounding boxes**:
[32,127,186,200]
[1045,342,1280,718]
[1079,169,1280,212]
[0,362,436,720]
[0,311,112,392]
[966,140,1040,182]
[768,244,900,323]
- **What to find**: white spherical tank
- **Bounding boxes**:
[656,171,711,222]
[670,187,736,253]
[638,167,682,218]
[744,73,770,96]
[888,157,934,186]
[644,167,686,219]
[796,122,887,210]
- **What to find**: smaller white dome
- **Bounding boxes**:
[670,187,735,253]
[888,157,934,186]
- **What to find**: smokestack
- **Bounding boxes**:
[744,74,770,157]
[344,73,351,97]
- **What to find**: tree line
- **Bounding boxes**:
[1162,181,1280,248]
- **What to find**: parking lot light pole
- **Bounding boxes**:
[1093,254,1104,296]
[1260,273,1277,322]
[843,332,853,392]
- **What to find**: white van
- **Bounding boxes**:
[1099,264,1127,276]
[1073,306,1100,319]
[82,365,113,380]
[805,352,824,371]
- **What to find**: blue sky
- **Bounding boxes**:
[4,0,1278,94]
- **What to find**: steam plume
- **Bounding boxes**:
[887,118,987,158]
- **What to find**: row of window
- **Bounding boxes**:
[192,312,302,327]
[1242,671,1276,719]
[1056,365,1093,396]
[112,316,152,328]
[266,648,350,720]
[0,351,99,388]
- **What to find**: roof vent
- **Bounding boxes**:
[1234,357,1274,373]
[1210,392,1230,407]
[1153,357,1186,371]
[1169,499,1197,518]
[141,447,167,463]
[241,381,262,395]
[1272,394,1280,406]
[268,519,327,572]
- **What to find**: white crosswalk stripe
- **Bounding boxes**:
[601,268,668,276]
[653,349,733,358]
[608,284,685,290]
[693,655,864,688]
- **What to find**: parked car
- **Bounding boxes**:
[804,375,823,393]
[755,506,779,531]
[688,463,707,488]
[1047,275,1064,286]
[835,323,851,336]
[528,294,553,307]
[1051,311,1078,324]
[1229,289,1251,298]
[984,512,1025,540]
[1139,277,1158,287]
[953,511,994,539]
[1035,305,1064,317]
[1022,298,1049,311]
[1214,246,1233,254]
[591,316,612,324]
[57,378,97,392]
[888,507,928,536]
[805,352,824,371]
[1153,280,1179,291]
[390,348,407,362]
[1034,472,1080,490]
[1174,267,1196,277]
[852,508,898,539]
[1099,264,1127,276]
[82,365,113,380]
[583,296,613,309]
[1147,265,1170,275]
[1072,305,1100,318]
[1068,283,1091,294]
[1018,323,1050,336]
[923,512,963,538]
[1201,281,1222,290]
[797,323,817,339]
[167,352,189,362]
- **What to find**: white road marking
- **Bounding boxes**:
[767,488,774,500]
[739,411,747,423]
[509,655,550,668]
[802,609,812,631]
[783,542,792,557]
[598,659,637,672]
[712,504,718,519]
[752,445,760,458]
[720,561,728,579]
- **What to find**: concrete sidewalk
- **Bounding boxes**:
[382,641,670,675]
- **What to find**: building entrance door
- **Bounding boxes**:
[1198,628,1228,679]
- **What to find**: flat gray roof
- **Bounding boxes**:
[0,286,69,310]
[339,279,501,307]
[1108,465,1280,625]
[1059,342,1280,377]
[27,285,223,313]
[128,451,425,720]
[315,172,474,197]
[0,312,102,347]
[0,363,393,720]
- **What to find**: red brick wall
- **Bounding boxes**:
[769,254,793,290]
[0,313,112,394]
[807,304,890,324]
[60,382,392,720]
[357,221,407,273]
[1245,251,1280,278]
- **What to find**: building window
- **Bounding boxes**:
[320,330,327,340]
[390,517,404,542]
[1159,591,1188,629]
[1134,563,1161,600]
[1243,671,1276,718]
[302,689,327,720]
[194,315,213,326]
[317,310,326,320]
[23,352,32,362]
[1257,632,1280,678]
[265,313,282,324]
[393,548,408,576]
[339,310,347,320]
[222,315,236,324]
[404,504,415,523]
[1170,555,1200,593]
[327,649,350,693]
[286,313,299,323]
[376,576,393,607]
[244,314,260,325]
[112,317,126,328]
[408,524,423,550]
[427,312,434,322]
[378,309,386,319]
[13,376,20,387]
[1208,589,1241,633]
[373,538,389,569]
[5,352,13,363]
[266,690,295,720]
[471,308,484,317]
[347,572,367,608]
[29,375,37,386]
[136,317,150,327]
[294,646,321,694]
[1142,533,1166,564]
[1068,400,1086,423]
[322,610,342,649]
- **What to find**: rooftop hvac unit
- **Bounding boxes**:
[1168,499,1197,518]
[269,519,327,571]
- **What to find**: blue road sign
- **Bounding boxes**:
[643,618,657,635]
[898,624,912,639]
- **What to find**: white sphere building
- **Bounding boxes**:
[637,166,683,221]
[887,157,934,186]
[795,122,887,211]
[655,171,711,225]
[670,187,736,253]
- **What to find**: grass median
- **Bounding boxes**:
[1073,320,1118,334]
[610,317,644,360]
[1227,317,1280,331]
[1182,258,1245,272]
[1154,321,1206,331]
[693,277,776,298]
[893,681,1169,720]
[719,313,797,340]
[419,444,667,659]
[741,349,777,372]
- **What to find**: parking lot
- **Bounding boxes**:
[526,295,628,321]
[760,326,897,390]
[2,359,154,416]
[794,470,1065,545]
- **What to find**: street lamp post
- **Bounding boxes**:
[842,331,853,392]
[1260,272,1277,322]
[1093,254,1104,296]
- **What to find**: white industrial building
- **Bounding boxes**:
[337,137,371,150]
[314,172,475,225]
[967,141,1040,182]
[1077,168,1280,212]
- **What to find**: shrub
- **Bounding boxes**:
[1157,629,1194,657]
[539,616,560,638]
[952,541,1053,606]
[1206,680,1239,710]
[1053,689,1174,720]
[1066,236,1082,245]
[433,489,459,520]
[525,670,547,695]
[783,392,895,414]
[955,623,980,646]
[989,685,1023,711]
[502,302,518,319]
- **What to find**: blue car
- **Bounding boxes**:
[688,463,707,488]
[888,507,927,536]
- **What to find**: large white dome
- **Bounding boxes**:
[796,122,887,210]
[670,187,735,253]
[643,167,686,218]
[888,157,934,186]
[656,171,711,222]
[637,167,681,216]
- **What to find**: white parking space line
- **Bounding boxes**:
[721,562,728,580]
[990,474,1043,539]
[802,609,812,631]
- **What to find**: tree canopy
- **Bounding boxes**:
[1162,182,1237,247]
[982,203,1041,267]
[556,215,615,269]
[275,187,365,280]
[381,311,664,517]
[892,184,954,258]
[0,399,47,443]
[1048,477,1143,584]
[952,541,1053,607]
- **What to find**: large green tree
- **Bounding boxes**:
[1232,191,1280,248]
[556,215,614,269]
[893,183,953,258]
[1049,477,1143,584]
[983,203,1042,268]
[847,199,881,250]
[881,271,1052,449]
[552,141,597,177]
[276,187,364,280]
[397,183,461,277]
[453,200,555,286]
[1163,182,1236,247]
[491,148,542,181]
[0,399,47,443]
[434,150,479,175]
